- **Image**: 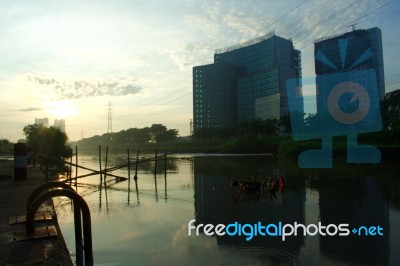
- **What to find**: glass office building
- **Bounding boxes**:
[314,27,385,113]
[193,32,302,131]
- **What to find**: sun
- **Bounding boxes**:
[48,100,78,118]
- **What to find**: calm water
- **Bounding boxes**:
[54,154,400,266]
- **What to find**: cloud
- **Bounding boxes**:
[16,107,42,112]
[278,0,388,48]
[221,8,264,37]
[31,76,142,99]
[164,42,215,71]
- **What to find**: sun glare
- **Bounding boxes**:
[48,101,78,118]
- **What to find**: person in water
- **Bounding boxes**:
[278,176,285,191]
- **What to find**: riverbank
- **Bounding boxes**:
[71,132,400,162]
[0,160,73,265]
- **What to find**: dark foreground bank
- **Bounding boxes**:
[0,160,73,265]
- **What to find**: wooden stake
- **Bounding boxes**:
[104,146,109,181]
[98,145,102,180]
[127,148,131,205]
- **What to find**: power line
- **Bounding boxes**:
[330,0,394,36]
[278,0,333,38]
[105,1,396,122]
[295,0,394,50]
[291,0,363,43]
[137,91,192,114]
[138,88,187,106]
[266,0,310,30]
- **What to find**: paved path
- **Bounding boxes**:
[0,160,73,265]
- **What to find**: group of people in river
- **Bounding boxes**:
[232,175,285,194]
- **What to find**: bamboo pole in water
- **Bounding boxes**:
[75,146,78,179]
[98,145,102,180]
[127,149,131,180]
[69,154,72,186]
[75,146,78,190]
[98,145,103,210]
[134,150,139,181]
[104,146,109,181]
[164,151,167,202]
[134,150,140,204]
[154,148,158,174]
[154,149,158,201]
[127,148,131,205]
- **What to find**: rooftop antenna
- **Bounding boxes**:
[348,23,357,31]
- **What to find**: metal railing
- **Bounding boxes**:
[26,182,93,266]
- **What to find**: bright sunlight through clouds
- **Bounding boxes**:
[0,0,399,141]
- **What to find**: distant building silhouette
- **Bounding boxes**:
[35,118,49,127]
[193,32,302,130]
[54,119,66,133]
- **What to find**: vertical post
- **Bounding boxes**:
[104,146,109,181]
[74,207,83,265]
[164,151,167,201]
[98,145,102,180]
[75,146,78,178]
[75,146,78,190]
[154,149,158,174]
[134,150,139,204]
[69,155,73,186]
[98,145,103,210]
[14,143,27,180]
[104,178,109,213]
[154,149,158,201]
[127,148,131,205]
[134,150,139,180]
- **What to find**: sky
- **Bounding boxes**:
[0,0,399,142]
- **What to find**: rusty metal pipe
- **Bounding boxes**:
[26,189,93,266]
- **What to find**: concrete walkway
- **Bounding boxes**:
[0,160,73,265]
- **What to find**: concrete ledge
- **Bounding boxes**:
[0,161,73,265]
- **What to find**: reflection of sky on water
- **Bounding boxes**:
[54,155,400,265]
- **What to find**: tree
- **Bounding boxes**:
[150,124,178,143]
[23,124,72,159]
[238,118,279,137]
[193,127,222,140]
[381,89,400,132]
[0,139,12,154]
[121,127,151,144]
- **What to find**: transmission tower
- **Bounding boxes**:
[107,102,113,133]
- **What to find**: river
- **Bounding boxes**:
[53,153,400,265]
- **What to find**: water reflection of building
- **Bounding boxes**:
[193,156,306,264]
[316,176,389,265]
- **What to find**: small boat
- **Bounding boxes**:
[232,179,261,192]
[232,176,285,194]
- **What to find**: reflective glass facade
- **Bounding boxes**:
[314,27,385,113]
[193,33,302,130]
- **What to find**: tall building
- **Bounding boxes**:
[314,27,385,113]
[54,119,66,133]
[193,32,302,131]
[35,118,49,127]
